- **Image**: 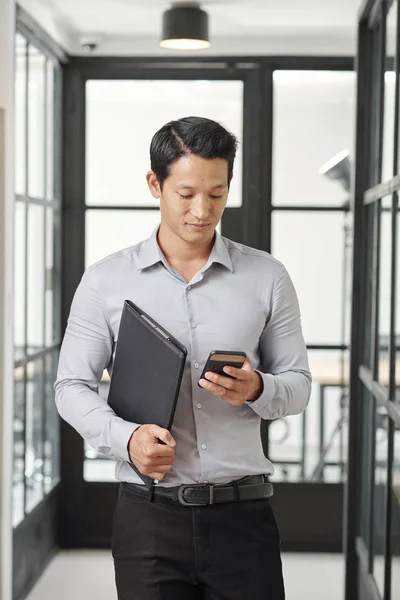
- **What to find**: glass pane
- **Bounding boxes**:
[269,349,349,483]
[25,359,44,513]
[45,208,54,346]
[85,209,161,267]
[378,196,392,386]
[86,80,243,208]
[84,447,116,481]
[361,388,374,546]
[396,195,400,404]
[44,352,60,492]
[273,71,356,206]
[364,203,375,368]
[13,366,25,527]
[382,0,397,182]
[46,60,54,200]
[28,45,46,198]
[14,201,26,360]
[373,409,388,597]
[27,204,45,354]
[52,209,62,344]
[15,34,27,195]
[272,211,346,345]
[369,27,382,188]
[392,422,400,597]
[84,372,115,482]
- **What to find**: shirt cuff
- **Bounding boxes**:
[245,370,277,419]
[110,417,141,463]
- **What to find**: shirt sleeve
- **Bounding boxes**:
[54,268,140,462]
[247,263,312,420]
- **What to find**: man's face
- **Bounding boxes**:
[147,154,230,245]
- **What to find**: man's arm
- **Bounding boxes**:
[247,263,312,420]
[54,268,140,462]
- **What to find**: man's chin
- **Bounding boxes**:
[186,225,216,239]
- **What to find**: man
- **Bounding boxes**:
[55,116,311,600]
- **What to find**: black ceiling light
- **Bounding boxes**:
[161,3,210,50]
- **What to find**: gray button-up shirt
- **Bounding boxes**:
[55,226,311,487]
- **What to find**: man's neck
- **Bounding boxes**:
[157,223,215,266]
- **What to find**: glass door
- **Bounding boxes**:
[61,60,261,546]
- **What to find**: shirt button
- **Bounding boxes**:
[194,362,199,369]
[191,322,197,328]
[201,444,207,450]
[197,403,202,409]
[187,285,192,290]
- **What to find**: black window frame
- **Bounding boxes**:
[345,1,400,599]
[13,6,66,600]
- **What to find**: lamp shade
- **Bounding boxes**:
[161,4,210,50]
[319,149,351,192]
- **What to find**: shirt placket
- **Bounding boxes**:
[184,270,210,484]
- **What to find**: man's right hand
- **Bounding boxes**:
[127,424,176,480]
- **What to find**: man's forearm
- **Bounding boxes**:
[55,378,139,462]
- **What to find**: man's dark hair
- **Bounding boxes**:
[150,116,238,190]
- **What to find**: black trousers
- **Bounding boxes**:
[112,483,285,600]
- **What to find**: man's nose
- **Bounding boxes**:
[190,196,210,219]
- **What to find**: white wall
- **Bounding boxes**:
[17,0,72,51]
[0,0,15,599]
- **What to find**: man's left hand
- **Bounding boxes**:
[199,357,263,406]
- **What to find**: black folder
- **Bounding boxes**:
[108,299,187,487]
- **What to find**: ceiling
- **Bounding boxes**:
[20,0,362,55]
[37,0,361,36]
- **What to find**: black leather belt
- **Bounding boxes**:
[122,475,273,507]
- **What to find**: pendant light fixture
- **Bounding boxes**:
[160,3,210,50]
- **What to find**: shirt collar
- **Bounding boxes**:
[207,229,233,273]
[136,226,164,271]
[136,225,233,273]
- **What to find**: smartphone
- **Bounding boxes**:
[198,351,247,387]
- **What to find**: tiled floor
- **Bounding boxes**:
[26,550,345,600]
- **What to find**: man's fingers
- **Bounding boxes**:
[222,367,247,380]
[199,378,241,400]
[203,371,244,390]
[149,425,176,447]
[155,463,174,473]
[147,464,173,479]
[145,444,175,459]
[137,460,173,477]
[222,357,253,379]
[143,462,172,474]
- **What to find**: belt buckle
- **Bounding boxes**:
[177,484,214,507]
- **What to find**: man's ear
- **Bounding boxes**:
[146,171,161,199]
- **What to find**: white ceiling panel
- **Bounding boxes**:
[34,0,360,36]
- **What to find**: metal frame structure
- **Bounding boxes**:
[12,7,65,600]
[60,53,355,551]
[345,1,400,599]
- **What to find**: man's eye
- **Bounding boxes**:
[180,194,193,199]
[210,195,223,200]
